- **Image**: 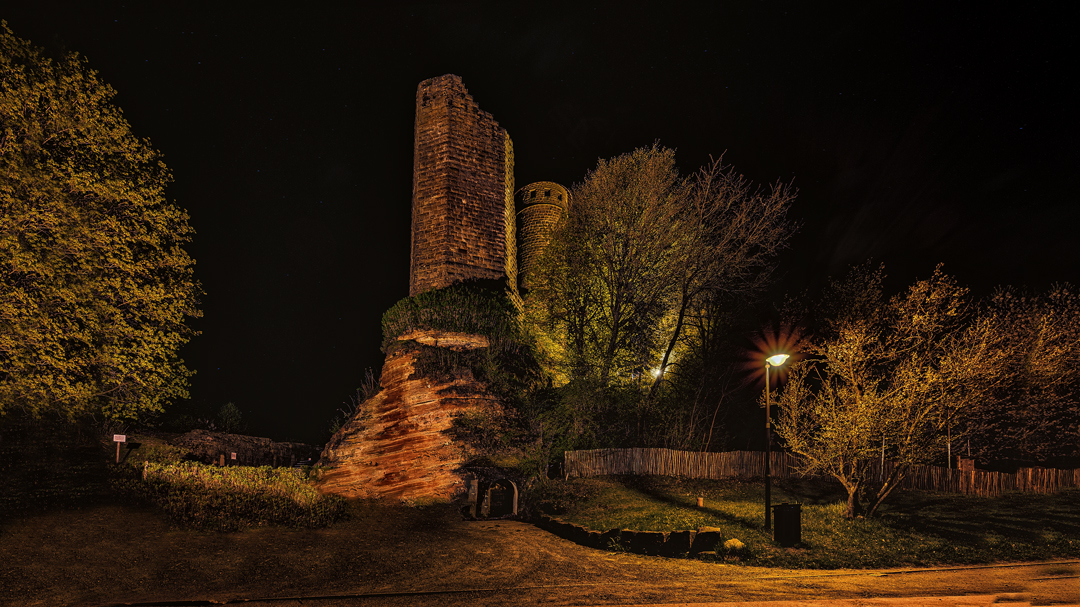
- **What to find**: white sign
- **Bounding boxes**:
[113,434,126,443]
[230,452,237,460]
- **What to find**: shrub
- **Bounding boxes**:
[132,442,189,465]
[217,402,243,434]
[116,461,347,531]
[380,282,520,353]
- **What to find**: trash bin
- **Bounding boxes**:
[772,502,801,547]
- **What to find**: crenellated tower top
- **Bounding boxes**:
[515,181,570,293]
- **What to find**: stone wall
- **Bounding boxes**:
[169,430,319,468]
[409,75,517,301]
[516,181,569,292]
[536,514,725,558]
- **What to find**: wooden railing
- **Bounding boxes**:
[563,448,1080,497]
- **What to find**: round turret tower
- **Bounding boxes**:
[515,181,570,293]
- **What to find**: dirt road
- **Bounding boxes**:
[1,502,1076,607]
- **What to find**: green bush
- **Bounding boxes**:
[217,402,243,434]
[114,461,347,532]
[128,441,189,465]
[381,282,520,352]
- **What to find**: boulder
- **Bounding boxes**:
[691,526,724,554]
[661,530,695,557]
[568,523,591,545]
[629,530,668,556]
[599,528,621,550]
[584,529,603,548]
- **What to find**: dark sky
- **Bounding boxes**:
[5,2,1077,445]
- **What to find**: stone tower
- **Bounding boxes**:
[516,181,569,293]
[409,74,517,299]
[318,76,574,502]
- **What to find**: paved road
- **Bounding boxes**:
[3,504,1078,607]
[98,555,1080,607]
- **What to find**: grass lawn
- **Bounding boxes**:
[534,475,1080,568]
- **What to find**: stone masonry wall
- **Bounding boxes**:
[409,74,517,299]
[169,430,319,468]
[516,181,569,292]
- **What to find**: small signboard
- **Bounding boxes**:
[230,452,236,460]
[113,435,126,463]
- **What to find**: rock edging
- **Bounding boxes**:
[535,513,723,558]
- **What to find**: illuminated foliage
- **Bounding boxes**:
[217,402,243,434]
[0,24,201,421]
[380,281,519,353]
[967,284,1080,461]
[529,144,795,448]
[126,461,347,531]
[533,145,688,385]
[774,263,1011,518]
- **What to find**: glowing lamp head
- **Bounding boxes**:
[765,353,790,367]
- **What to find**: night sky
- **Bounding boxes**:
[5,3,1076,446]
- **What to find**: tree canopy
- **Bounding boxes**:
[965,284,1080,462]
[527,144,796,449]
[0,24,201,421]
[774,262,1079,518]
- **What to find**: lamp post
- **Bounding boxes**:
[764,353,789,530]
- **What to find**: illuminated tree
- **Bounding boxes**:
[535,145,795,380]
[774,264,1010,518]
[965,284,1080,461]
[534,145,687,385]
[649,155,796,395]
[0,24,202,422]
[531,144,795,447]
[218,403,243,434]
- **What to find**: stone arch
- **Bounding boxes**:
[485,479,518,517]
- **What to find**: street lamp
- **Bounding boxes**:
[764,353,789,530]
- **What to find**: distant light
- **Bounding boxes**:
[650,367,662,379]
[766,354,789,367]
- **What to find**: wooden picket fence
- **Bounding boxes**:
[563,448,1080,497]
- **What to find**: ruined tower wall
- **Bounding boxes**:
[409,74,517,298]
[516,181,569,292]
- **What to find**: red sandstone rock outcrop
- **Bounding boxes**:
[316,330,500,500]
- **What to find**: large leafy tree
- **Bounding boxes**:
[537,145,689,386]
[0,24,201,421]
[530,144,795,447]
[965,284,1080,461]
[774,264,1012,519]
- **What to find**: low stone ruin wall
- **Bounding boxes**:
[535,514,724,558]
[169,429,319,468]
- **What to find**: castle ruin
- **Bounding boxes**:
[318,75,566,500]
[409,74,568,301]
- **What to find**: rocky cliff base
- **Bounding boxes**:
[317,330,501,500]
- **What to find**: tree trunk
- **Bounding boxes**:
[865,465,909,518]
[649,287,689,400]
[842,479,862,519]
